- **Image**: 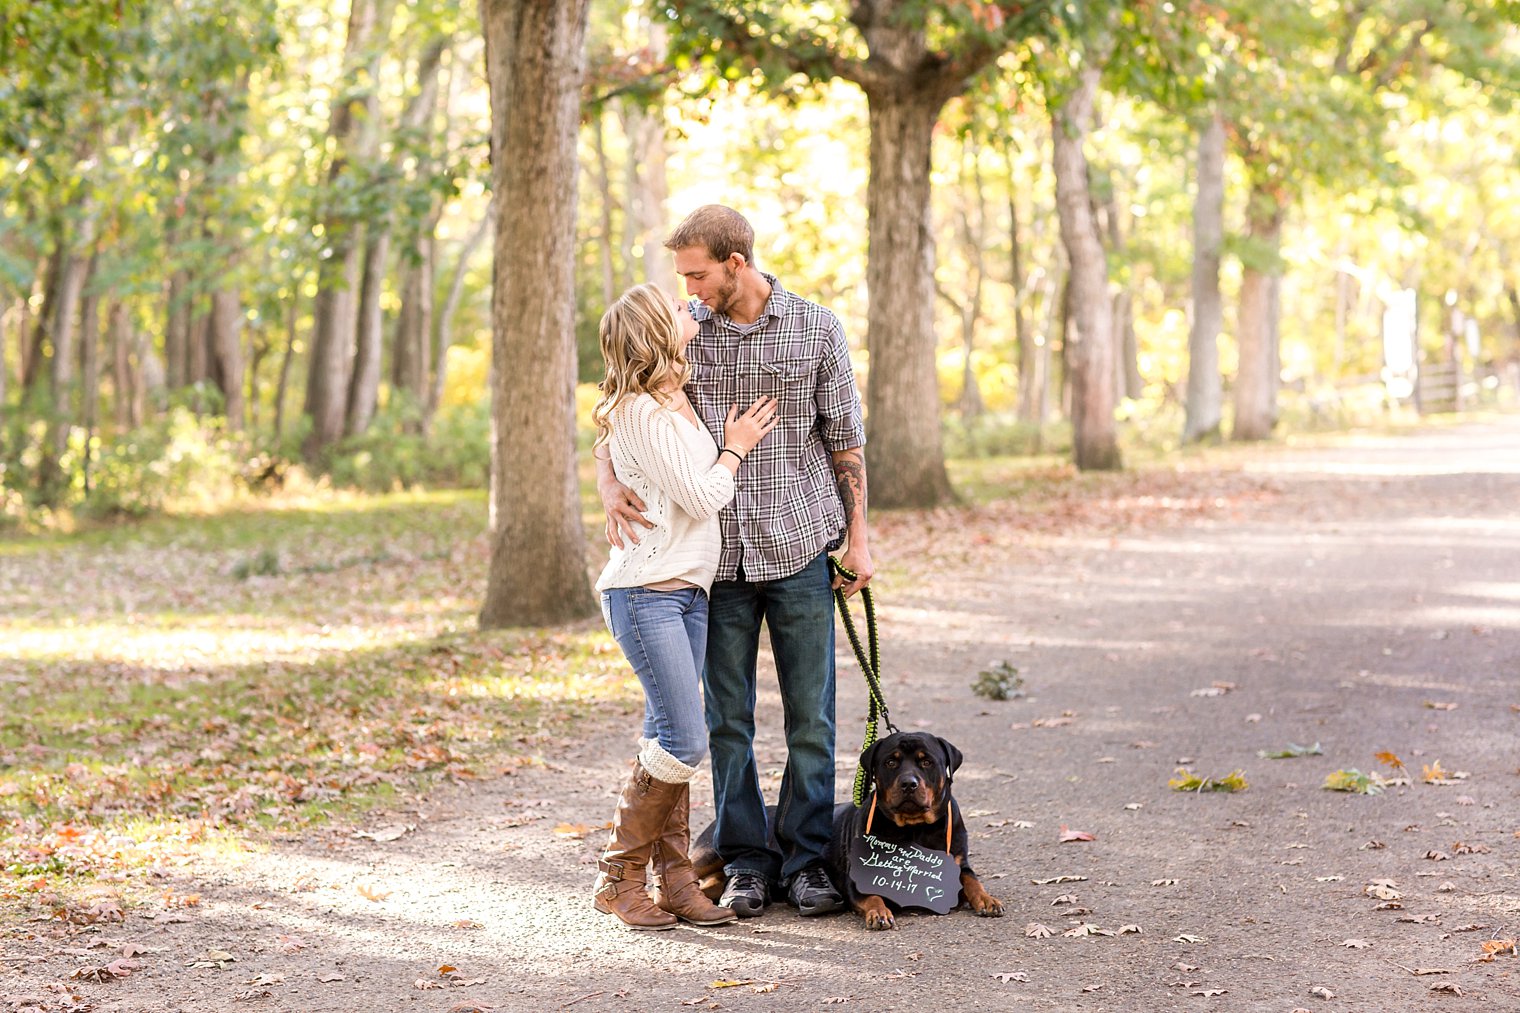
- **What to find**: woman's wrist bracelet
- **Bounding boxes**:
[719,447,745,464]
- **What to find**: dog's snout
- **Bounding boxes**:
[900,774,920,790]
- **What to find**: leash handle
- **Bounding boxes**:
[830,556,896,807]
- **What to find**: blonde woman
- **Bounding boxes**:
[590,283,778,930]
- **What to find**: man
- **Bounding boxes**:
[597,205,873,918]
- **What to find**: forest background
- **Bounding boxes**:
[3,0,1519,569]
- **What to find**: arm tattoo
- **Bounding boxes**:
[833,451,866,521]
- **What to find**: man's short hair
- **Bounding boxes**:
[664,205,755,266]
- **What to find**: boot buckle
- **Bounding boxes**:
[598,859,627,882]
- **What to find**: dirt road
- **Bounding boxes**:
[6,418,1518,1012]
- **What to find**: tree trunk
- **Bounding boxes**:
[1100,189,1140,402]
[274,289,300,439]
[389,36,450,422]
[304,0,391,457]
[478,0,595,627]
[208,286,246,429]
[111,302,135,429]
[345,229,388,436]
[393,229,435,412]
[954,133,986,420]
[1232,181,1285,441]
[1183,111,1225,443]
[428,202,493,429]
[591,109,618,308]
[21,248,60,393]
[621,100,674,294]
[1003,143,1039,425]
[862,87,953,506]
[79,289,102,491]
[620,14,673,294]
[1051,56,1121,471]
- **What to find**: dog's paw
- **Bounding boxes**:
[972,894,1004,917]
[860,897,896,930]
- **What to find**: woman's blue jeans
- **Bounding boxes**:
[703,552,836,887]
[601,586,710,767]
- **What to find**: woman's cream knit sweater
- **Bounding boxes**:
[594,393,735,593]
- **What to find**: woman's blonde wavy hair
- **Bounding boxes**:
[592,283,690,451]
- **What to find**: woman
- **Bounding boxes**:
[590,283,778,930]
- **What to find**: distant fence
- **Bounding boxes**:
[1414,360,1519,415]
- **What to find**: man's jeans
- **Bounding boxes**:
[601,586,710,767]
[703,553,836,886]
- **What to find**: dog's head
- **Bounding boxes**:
[860,731,963,827]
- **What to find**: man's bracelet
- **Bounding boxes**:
[719,447,745,464]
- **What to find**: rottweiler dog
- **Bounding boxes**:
[823,731,1004,930]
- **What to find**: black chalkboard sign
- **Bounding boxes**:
[847,834,958,914]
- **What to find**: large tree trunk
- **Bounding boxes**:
[1183,110,1226,443]
[862,87,953,506]
[304,0,391,457]
[1233,181,1285,441]
[274,289,300,439]
[478,0,595,627]
[1051,56,1121,472]
[954,133,986,420]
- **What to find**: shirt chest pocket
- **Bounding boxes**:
[741,356,814,407]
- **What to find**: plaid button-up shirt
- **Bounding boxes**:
[684,274,866,583]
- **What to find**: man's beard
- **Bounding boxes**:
[709,266,739,317]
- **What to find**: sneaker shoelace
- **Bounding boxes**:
[795,868,832,894]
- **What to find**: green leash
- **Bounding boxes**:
[829,556,897,807]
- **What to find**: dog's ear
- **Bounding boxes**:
[936,737,964,776]
[858,738,888,782]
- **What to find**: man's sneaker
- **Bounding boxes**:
[719,872,769,918]
[787,866,844,916]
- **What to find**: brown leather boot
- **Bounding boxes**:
[650,782,737,926]
[592,760,679,930]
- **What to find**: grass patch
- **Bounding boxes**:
[0,487,637,909]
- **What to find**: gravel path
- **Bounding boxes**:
[5,417,1518,1013]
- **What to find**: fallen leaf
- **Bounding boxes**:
[1169,768,1248,793]
[1192,989,1227,997]
[1152,878,1178,886]
[1309,985,1335,999]
[1031,875,1086,885]
[711,979,753,988]
[1423,850,1450,862]
[553,822,592,839]
[1408,967,1455,976]
[354,824,413,842]
[991,971,1029,983]
[1423,701,1457,711]
[1058,826,1096,843]
[1341,939,1370,949]
[245,973,285,986]
[1259,742,1322,759]
[1429,983,1463,996]
[453,920,483,929]
[1173,962,1199,972]
[1024,923,1054,938]
[357,884,391,902]
[1117,924,1142,935]
[318,972,346,983]
[1364,881,1401,901]
[1478,939,1518,961]
[1064,922,1111,937]
[275,934,308,953]
[415,979,445,990]
[1323,768,1383,794]
[1375,751,1405,770]
[1051,894,1079,906]
[1173,934,1205,943]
